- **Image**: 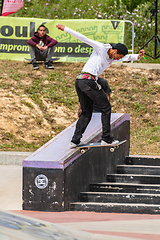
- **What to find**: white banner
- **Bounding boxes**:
[2,0,24,16]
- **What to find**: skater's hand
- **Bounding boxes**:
[139,49,145,58]
[56,24,65,31]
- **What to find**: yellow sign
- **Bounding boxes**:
[0,17,125,62]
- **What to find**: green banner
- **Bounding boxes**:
[0,17,125,62]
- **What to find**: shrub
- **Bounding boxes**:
[121,0,151,12]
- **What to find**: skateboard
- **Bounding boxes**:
[24,57,60,63]
[76,140,127,153]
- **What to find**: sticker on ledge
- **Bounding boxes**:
[35,174,48,189]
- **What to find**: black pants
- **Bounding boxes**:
[71,78,113,144]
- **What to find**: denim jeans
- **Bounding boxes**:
[71,78,113,144]
[29,45,55,62]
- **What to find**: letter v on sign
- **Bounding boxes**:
[111,21,120,30]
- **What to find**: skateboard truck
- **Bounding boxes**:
[80,145,119,153]
[77,140,126,154]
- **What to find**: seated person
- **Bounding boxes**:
[27,24,58,70]
[78,77,111,116]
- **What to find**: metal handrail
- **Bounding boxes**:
[125,20,135,63]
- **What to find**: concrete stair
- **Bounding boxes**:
[70,155,160,214]
[89,182,160,194]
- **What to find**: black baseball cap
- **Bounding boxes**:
[110,43,128,56]
[114,43,128,56]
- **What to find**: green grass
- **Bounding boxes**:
[0,135,53,151]
[21,101,34,108]
[131,124,160,143]
[0,66,78,111]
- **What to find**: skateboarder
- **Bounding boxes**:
[28,24,58,70]
[78,77,111,117]
[56,24,145,148]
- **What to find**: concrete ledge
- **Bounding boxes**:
[23,113,130,211]
[0,152,32,165]
[116,63,160,69]
[23,113,129,169]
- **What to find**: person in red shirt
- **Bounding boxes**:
[27,25,58,70]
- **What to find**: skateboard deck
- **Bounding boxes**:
[76,140,127,153]
[24,57,60,63]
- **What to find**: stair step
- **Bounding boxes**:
[126,155,160,166]
[70,202,160,214]
[79,192,160,204]
[89,182,160,194]
[107,174,160,184]
[70,155,160,214]
[117,165,160,175]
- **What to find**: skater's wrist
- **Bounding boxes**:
[137,54,141,60]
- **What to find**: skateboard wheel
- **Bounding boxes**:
[81,149,85,154]
[110,147,114,152]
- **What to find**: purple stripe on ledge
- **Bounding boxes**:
[23,113,130,169]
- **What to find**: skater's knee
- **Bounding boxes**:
[81,111,92,120]
[97,101,111,113]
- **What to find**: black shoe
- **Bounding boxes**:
[32,61,39,70]
[44,61,54,69]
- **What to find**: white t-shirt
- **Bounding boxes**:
[64,26,139,80]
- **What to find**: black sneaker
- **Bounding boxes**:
[44,61,54,69]
[32,61,39,70]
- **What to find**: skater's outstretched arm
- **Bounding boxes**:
[56,24,103,51]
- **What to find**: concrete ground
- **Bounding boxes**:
[12,210,160,240]
[0,159,160,239]
[118,62,160,69]
[0,165,22,210]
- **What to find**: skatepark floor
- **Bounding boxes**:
[11,210,160,240]
[0,165,22,210]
